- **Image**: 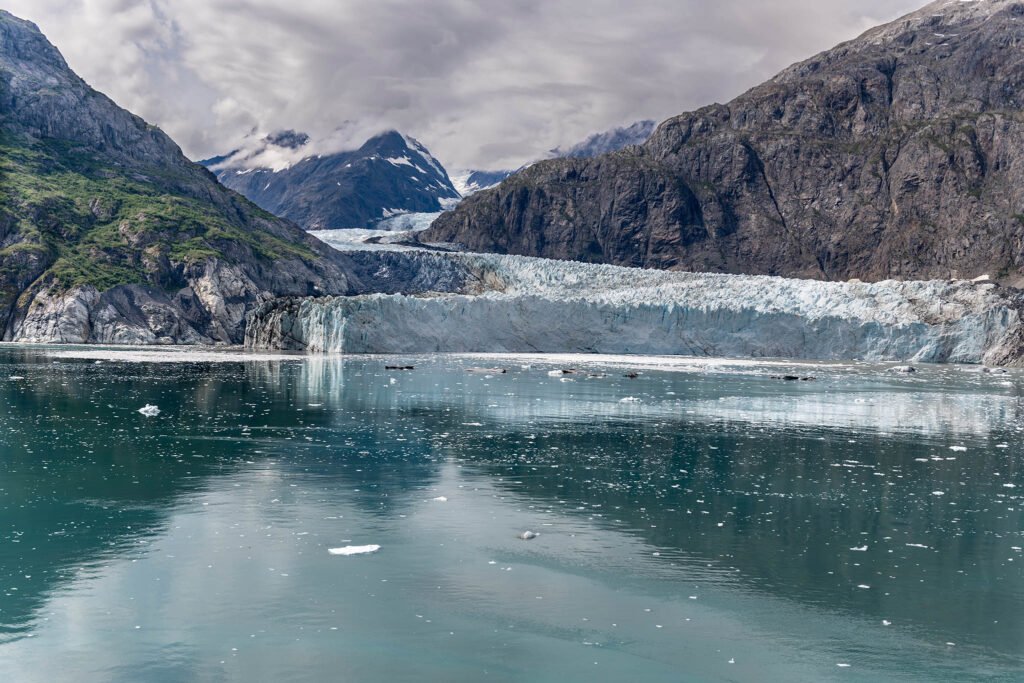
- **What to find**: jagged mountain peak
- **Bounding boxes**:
[0,10,68,70]
[204,128,460,230]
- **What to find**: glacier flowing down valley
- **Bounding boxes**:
[245,250,1024,365]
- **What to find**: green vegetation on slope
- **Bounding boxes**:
[0,133,314,292]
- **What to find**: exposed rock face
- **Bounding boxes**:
[246,250,1024,366]
[424,0,1024,285]
[0,10,357,344]
[204,131,461,230]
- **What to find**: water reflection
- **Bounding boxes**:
[0,350,1021,681]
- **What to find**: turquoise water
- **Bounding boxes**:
[0,348,1022,681]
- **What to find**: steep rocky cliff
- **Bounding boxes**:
[424,0,1024,285]
[0,10,356,344]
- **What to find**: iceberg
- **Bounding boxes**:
[245,251,1024,365]
[328,545,381,556]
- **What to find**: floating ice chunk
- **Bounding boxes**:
[9,376,25,380]
[837,663,851,668]
[619,397,642,404]
[856,584,870,589]
[906,543,930,549]
[949,446,968,452]
[432,496,448,502]
[547,370,563,377]
[931,491,946,496]
[850,545,868,552]
[517,531,539,540]
[328,545,381,556]
[882,620,892,626]
[138,405,160,417]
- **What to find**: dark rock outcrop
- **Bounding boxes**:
[203,131,461,230]
[0,10,357,344]
[424,0,1024,285]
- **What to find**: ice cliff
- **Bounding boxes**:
[245,251,1024,365]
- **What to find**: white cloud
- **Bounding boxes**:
[4,0,924,170]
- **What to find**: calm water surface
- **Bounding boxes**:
[0,348,1022,682]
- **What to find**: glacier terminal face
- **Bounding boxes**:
[245,251,1024,365]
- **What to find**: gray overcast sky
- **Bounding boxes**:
[5,0,924,170]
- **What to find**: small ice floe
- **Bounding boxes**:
[850,545,868,552]
[619,397,642,404]
[328,545,381,556]
[982,367,1008,375]
[931,491,946,496]
[432,496,449,502]
[468,367,507,374]
[856,584,871,589]
[906,543,930,549]
[547,370,563,377]
[517,531,539,540]
[949,446,968,452]
[889,365,917,374]
[8,376,25,380]
[837,663,851,668]
[138,405,161,417]
[882,620,892,626]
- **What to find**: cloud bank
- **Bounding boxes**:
[5,0,923,170]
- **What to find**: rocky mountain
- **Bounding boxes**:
[0,10,358,344]
[424,0,1024,285]
[204,130,461,230]
[450,120,657,196]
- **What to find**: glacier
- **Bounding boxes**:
[245,250,1024,365]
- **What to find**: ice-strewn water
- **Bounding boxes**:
[0,349,1022,682]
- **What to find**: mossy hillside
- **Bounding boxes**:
[0,134,315,292]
